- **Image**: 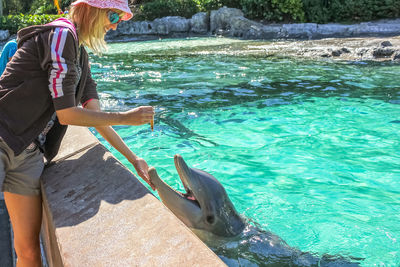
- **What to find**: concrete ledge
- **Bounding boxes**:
[41,126,225,266]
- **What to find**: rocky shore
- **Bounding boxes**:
[239,37,400,61]
[105,7,400,62]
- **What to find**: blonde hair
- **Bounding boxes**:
[68,3,108,54]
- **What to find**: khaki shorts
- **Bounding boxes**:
[0,138,44,196]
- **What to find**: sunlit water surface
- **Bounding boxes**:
[89,38,400,266]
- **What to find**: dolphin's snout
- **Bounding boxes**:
[174,154,192,192]
[148,167,162,190]
[148,167,156,175]
[148,167,156,182]
[174,154,189,175]
[174,154,183,166]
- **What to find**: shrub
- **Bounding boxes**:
[333,0,400,22]
[240,0,305,22]
[133,0,243,21]
[0,14,65,34]
[301,0,331,23]
[29,0,57,15]
[198,0,242,11]
[2,0,72,15]
[302,0,400,23]
[3,0,32,15]
[29,0,72,15]
[134,0,200,21]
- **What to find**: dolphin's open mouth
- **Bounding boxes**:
[181,189,199,207]
[150,154,246,237]
[174,155,200,208]
[148,156,201,211]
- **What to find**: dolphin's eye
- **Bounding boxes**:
[206,215,215,224]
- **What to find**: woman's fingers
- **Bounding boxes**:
[133,158,156,191]
[124,106,155,125]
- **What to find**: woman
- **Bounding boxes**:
[0,1,155,266]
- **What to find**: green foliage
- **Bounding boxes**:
[135,0,400,23]
[61,0,73,11]
[302,0,400,23]
[135,0,200,20]
[29,0,57,15]
[3,0,32,14]
[301,0,330,23]
[135,0,304,22]
[29,0,72,14]
[197,0,241,11]
[134,0,243,21]
[3,0,396,26]
[3,0,72,15]
[240,0,305,22]
[333,0,400,22]
[0,14,65,34]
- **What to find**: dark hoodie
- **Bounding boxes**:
[0,18,98,161]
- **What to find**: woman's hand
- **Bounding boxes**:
[83,100,156,190]
[122,106,154,126]
[131,157,156,191]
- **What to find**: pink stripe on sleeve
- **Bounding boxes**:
[48,27,68,99]
[53,31,64,98]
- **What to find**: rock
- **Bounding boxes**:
[210,7,244,33]
[215,29,226,36]
[393,52,400,61]
[230,16,278,39]
[107,16,189,38]
[0,30,9,41]
[315,24,352,38]
[341,47,350,53]
[332,49,342,57]
[356,48,369,56]
[209,8,280,39]
[381,41,393,47]
[352,21,400,36]
[105,20,155,40]
[129,21,155,35]
[281,23,317,39]
[153,16,190,35]
[373,47,395,58]
[107,7,400,45]
[153,22,168,35]
[190,12,208,34]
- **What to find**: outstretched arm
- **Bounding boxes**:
[56,100,155,190]
[56,104,154,127]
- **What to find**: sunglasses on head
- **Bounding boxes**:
[108,10,123,24]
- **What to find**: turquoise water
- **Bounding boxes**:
[90,38,400,266]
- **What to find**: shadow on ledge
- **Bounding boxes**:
[41,144,151,228]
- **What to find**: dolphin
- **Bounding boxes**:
[148,154,245,237]
[148,154,362,266]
